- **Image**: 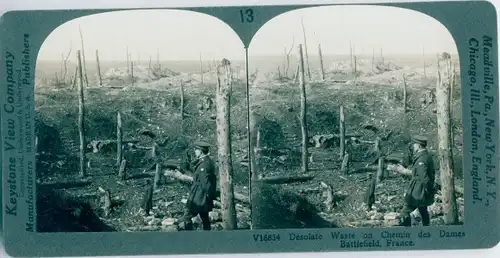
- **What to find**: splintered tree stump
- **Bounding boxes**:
[320,182,334,212]
[216,61,237,230]
[376,157,385,182]
[153,163,162,190]
[298,44,309,173]
[340,153,350,175]
[98,187,112,217]
[118,159,127,181]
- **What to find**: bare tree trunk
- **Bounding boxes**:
[249,110,259,179]
[436,56,459,225]
[199,53,204,84]
[76,50,86,177]
[300,18,311,80]
[72,65,78,89]
[339,105,345,159]
[96,50,102,86]
[117,112,122,166]
[403,74,407,113]
[318,44,325,80]
[180,80,185,133]
[298,44,309,173]
[216,63,237,229]
[78,26,89,87]
[152,145,162,190]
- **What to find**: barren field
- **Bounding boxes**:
[34,55,465,232]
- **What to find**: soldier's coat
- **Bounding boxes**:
[405,149,436,207]
[186,155,217,213]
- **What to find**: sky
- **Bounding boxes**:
[37,5,458,62]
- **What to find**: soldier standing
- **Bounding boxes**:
[394,135,436,226]
[182,141,217,231]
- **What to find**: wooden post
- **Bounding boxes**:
[116,112,122,166]
[216,62,237,229]
[298,44,309,173]
[436,55,459,225]
[78,26,89,87]
[180,79,185,132]
[403,74,407,113]
[318,44,325,80]
[200,53,204,84]
[76,50,86,177]
[96,50,102,86]
[300,18,311,80]
[339,105,345,159]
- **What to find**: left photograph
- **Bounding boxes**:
[34,9,248,232]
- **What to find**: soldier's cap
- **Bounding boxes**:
[411,135,428,147]
[193,141,211,151]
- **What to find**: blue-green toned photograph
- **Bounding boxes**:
[33,6,463,233]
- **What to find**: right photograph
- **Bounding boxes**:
[247,5,463,229]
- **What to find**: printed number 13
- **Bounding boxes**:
[240,9,254,23]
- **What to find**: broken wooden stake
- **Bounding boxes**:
[96,49,102,86]
[118,159,127,181]
[402,74,407,113]
[318,44,325,80]
[340,153,349,175]
[339,105,345,159]
[116,112,122,166]
[76,50,86,178]
[376,157,385,182]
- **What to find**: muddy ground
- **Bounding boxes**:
[34,58,464,232]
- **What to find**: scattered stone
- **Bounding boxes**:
[370,212,384,221]
[383,212,400,226]
[428,203,443,217]
[148,218,162,226]
[209,211,222,222]
[161,218,177,227]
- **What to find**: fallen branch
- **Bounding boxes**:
[163,169,250,204]
[257,175,314,185]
